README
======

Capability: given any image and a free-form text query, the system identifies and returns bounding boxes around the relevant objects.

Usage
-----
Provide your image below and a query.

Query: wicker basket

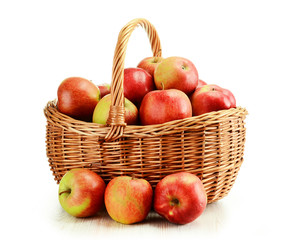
[44,18,248,203]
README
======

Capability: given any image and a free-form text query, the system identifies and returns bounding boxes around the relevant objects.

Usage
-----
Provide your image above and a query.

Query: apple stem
[131,174,137,180]
[161,82,165,90]
[59,190,71,196]
[170,198,180,206]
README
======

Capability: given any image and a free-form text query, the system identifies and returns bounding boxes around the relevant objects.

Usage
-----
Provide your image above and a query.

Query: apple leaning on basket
[57,56,236,125]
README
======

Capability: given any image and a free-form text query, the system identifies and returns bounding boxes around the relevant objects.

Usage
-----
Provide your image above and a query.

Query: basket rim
[44,99,248,138]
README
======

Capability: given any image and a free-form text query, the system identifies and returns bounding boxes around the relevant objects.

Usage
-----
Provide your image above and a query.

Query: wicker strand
[105,18,162,140]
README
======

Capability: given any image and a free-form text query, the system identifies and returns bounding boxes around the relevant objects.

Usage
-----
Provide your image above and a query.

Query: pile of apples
[59,168,207,225]
[56,56,237,224]
[56,56,236,124]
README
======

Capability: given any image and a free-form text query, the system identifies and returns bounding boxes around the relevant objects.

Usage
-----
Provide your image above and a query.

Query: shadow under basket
[44,18,248,204]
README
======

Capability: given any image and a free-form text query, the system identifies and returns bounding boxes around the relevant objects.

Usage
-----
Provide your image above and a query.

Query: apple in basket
[124,68,155,107]
[154,56,199,95]
[191,84,236,116]
[197,79,207,87]
[57,77,100,121]
[154,172,207,225]
[98,83,111,98]
[139,89,192,125]
[58,168,106,218]
[104,176,153,224]
[137,56,163,78]
[92,94,138,125]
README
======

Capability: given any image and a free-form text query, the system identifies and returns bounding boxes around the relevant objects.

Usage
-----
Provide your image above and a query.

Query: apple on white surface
[154,57,199,95]
[104,176,153,224]
[154,172,207,225]
[58,168,106,218]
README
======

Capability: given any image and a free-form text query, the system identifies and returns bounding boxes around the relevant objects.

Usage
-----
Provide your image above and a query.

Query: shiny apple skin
[92,94,138,125]
[191,84,236,116]
[104,176,153,224]
[98,83,111,98]
[57,77,100,121]
[139,89,192,125]
[58,168,106,218]
[197,79,207,87]
[154,57,199,95]
[137,56,163,78]
[153,172,207,225]
[124,68,155,107]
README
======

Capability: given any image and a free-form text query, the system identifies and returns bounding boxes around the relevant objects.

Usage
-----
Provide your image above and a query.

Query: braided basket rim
[44,100,248,138]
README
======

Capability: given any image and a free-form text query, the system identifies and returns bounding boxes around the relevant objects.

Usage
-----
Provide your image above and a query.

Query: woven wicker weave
[44,18,248,203]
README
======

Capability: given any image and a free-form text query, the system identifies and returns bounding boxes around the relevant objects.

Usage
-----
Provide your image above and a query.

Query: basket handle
[105,18,162,140]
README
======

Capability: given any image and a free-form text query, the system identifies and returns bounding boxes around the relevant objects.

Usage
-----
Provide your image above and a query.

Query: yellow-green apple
[58,168,106,218]
[154,172,207,225]
[124,68,155,107]
[98,83,110,98]
[139,89,192,125]
[154,57,199,95]
[104,176,153,224]
[57,77,100,122]
[137,56,163,78]
[92,94,138,125]
[191,84,236,116]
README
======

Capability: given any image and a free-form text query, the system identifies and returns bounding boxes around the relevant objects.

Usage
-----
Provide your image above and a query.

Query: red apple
[92,94,138,125]
[104,176,153,224]
[154,57,199,95]
[57,77,100,121]
[98,83,110,98]
[139,89,192,125]
[154,172,207,225]
[197,79,207,87]
[137,56,163,77]
[189,79,208,99]
[124,68,155,107]
[58,168,106,218]
[191,84,236,116]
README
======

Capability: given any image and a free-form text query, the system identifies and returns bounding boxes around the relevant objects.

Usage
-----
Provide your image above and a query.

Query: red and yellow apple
[139,89,192,125]
[104,176,153,224]
[124,68,155,107]
[191,84,236,116]
[154,57,199,95]
[58,168,106,218]
[57,77,100,121]
[137,56,163,77]
[154,172,207,225]
[98,83,111,98]
[92,94,138,125]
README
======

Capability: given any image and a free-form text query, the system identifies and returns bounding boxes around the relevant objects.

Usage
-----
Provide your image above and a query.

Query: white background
[1,0,296,239]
